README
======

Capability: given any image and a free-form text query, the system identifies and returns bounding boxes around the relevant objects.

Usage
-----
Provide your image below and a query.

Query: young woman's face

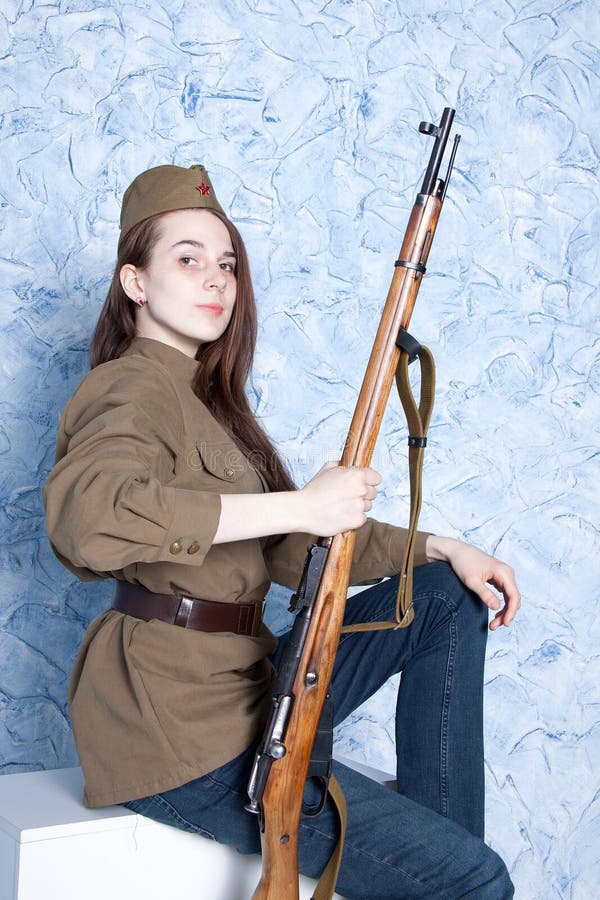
[121,209,237,357]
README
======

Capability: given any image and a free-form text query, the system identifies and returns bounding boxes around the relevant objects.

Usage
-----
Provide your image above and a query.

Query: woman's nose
[205,265,226,289]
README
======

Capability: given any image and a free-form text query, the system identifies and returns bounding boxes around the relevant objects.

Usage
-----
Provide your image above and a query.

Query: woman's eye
[220,261,236,273]
[180,256,195,266]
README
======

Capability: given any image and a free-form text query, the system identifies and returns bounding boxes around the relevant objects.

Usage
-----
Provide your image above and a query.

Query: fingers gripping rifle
[247,108,461,900]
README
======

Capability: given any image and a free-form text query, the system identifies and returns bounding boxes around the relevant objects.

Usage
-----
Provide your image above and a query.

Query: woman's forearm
[214,462,382,544]
[214,491,304,543]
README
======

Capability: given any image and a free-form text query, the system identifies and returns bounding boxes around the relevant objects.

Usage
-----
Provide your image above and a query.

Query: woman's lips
[197,304,224,315]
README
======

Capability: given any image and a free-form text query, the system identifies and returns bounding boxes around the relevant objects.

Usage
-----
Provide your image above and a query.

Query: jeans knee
[477,845,514,898]
[420,561,489,635]
[462,584,490,639]
[447,566,490,641]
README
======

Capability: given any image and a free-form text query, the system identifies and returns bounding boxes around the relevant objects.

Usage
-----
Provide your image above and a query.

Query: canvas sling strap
[341,331,436,634]
[309,334,436,900]
[310,773,347,900]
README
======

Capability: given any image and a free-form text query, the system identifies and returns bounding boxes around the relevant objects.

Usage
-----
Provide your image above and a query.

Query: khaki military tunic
[43,337,430,807]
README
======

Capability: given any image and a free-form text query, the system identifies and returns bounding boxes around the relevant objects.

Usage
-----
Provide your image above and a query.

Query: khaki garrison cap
[120,164,225,238]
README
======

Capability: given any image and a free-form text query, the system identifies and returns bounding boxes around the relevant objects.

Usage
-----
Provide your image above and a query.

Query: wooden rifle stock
[251,108,460,900]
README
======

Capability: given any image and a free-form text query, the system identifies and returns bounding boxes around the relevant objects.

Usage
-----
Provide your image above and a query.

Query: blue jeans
[124,563,514,899]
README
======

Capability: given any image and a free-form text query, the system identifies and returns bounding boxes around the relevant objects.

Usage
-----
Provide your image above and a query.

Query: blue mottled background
[1,1,598,897]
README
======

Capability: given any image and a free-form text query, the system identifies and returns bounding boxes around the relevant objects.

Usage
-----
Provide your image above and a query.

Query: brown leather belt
[112,580,262,637]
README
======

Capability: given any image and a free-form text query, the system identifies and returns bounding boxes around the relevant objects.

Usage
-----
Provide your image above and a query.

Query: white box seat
[0,765,357,900]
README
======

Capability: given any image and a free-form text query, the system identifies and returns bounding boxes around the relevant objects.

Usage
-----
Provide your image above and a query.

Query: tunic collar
[122,337,199,386]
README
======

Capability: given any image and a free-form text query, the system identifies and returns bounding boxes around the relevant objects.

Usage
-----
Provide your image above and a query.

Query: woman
[43,163,520,898]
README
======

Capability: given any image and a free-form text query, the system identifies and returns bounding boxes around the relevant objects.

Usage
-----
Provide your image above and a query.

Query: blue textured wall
[1,1,598,896]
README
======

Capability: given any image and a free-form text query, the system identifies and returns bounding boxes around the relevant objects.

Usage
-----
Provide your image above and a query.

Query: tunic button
[169,539,184,554]
[224,467,236,479]
[187,542,201,555]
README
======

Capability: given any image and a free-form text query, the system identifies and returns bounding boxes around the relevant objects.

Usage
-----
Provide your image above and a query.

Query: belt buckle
[238,601,263,637]
[251,600,264,637]
[174,596,195,627]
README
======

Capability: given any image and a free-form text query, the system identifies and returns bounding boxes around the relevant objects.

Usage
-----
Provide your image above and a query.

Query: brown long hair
[90,211,295,493]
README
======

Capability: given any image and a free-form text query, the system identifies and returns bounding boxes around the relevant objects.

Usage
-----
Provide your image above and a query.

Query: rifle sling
[308,344,435,900]
[341,345,435,628]
[310,774,347,900]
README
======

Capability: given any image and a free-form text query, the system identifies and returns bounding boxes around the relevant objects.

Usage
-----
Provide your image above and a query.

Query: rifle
[247,107,461,900]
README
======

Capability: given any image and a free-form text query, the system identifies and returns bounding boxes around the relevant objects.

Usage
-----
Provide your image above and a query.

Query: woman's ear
[120,264,144,302]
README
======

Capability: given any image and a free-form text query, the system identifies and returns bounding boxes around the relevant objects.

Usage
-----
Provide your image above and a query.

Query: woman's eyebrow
[171,239,236,258]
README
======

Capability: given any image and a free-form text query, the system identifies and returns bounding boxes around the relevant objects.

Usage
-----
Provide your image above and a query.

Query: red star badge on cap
[196,182,211,196]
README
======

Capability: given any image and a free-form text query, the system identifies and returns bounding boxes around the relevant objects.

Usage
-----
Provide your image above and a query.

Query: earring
[136,297,146,307]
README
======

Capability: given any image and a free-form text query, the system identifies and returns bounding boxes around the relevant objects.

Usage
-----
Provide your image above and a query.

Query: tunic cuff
[160,489,222,566]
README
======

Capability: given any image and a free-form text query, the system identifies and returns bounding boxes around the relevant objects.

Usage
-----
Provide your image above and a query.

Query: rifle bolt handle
[269,740,286,759]
[305,670,319,686]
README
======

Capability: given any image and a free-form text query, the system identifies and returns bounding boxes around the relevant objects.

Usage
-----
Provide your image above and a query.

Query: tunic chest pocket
[195,441,246,485]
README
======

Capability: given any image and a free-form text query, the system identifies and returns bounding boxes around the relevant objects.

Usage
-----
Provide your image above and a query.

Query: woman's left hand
[425,535,521,631]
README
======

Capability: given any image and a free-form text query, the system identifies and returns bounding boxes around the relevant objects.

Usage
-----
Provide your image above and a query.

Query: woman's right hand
[297,461,382,536]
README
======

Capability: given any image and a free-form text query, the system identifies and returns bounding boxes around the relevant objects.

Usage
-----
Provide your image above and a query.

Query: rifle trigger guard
[301,775,329,818]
